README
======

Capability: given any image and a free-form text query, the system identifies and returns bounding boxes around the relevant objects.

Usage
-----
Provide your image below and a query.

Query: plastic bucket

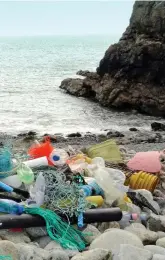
[126,171,159,192]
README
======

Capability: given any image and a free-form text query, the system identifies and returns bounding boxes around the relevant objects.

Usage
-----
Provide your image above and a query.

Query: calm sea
[0,35,163,135]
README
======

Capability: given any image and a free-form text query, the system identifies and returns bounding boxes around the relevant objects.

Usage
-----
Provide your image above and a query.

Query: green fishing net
[0,257,12,260]
[34,168,91,217]
[25,207,86,250]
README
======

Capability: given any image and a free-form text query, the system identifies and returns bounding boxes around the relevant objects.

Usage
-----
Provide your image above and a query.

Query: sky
[0,1,134,36]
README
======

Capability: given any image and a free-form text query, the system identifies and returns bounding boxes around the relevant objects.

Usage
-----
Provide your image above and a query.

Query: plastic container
[0,199,24,215]
[28,138,54,165]
[86,196,104,207]
[17,163,34,184]
[23,156,48,168]
[126,171,159,192]
[49,149,69,166]
[1,175,22,188]
[119,211,149,229]
[29,172,45,206]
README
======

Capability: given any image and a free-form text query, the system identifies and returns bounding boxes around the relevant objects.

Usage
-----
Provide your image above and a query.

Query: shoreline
[4,128,165,154]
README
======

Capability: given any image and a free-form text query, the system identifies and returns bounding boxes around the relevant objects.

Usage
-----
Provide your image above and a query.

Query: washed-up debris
[0,136,164,256]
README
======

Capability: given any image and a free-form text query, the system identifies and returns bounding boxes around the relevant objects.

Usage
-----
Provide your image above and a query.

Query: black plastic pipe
[0,208,122,229]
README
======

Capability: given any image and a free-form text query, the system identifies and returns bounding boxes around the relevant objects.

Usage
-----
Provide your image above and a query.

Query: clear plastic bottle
[29,172,45,206]
[119,211,149,229]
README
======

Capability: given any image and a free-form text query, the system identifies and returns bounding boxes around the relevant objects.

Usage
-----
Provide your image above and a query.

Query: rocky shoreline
[59,1,165,117]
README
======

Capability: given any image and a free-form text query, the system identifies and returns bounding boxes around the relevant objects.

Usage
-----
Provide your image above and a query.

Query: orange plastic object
[125,171,159,193]
[28,137,54,165]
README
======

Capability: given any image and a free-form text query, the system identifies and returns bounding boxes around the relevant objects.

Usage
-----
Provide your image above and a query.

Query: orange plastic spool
[28,137,54,165]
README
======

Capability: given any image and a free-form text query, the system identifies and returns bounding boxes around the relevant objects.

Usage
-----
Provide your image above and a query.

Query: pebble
[147,214,165,232]
[113,244,152,260]
[47,249,69,260]
[97,222,120,233]
[71,248,111,260]
[89,229,143,253]
[156,237,165,248]
[158,231,165,239]
[144,245,165,255]
[82,225,101,244]
[0,240,19,260]
[125,223,158,244]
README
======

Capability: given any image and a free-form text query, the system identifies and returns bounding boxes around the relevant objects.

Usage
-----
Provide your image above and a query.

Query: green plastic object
[0,256,12,260]
[25,207,86,250]
[17,163,34,184]
[86,139,122,163]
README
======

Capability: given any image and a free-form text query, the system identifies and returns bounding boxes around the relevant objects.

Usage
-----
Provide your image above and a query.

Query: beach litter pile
[0,137,165,259]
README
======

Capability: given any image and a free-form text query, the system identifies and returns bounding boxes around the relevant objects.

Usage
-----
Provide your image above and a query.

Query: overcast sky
[0,1,134,36]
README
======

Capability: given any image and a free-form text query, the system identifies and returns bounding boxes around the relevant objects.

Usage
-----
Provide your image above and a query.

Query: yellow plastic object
[125,171,159,192]
[124,195,132,204]
[86,196,104,207]
[86,139,122,163]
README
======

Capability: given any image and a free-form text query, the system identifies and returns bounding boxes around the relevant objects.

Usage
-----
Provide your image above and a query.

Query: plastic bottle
[29,172,45,206]
[0,199,24,215]
[49,149,69,166]
[17,163,34,184]
[119,212,149,229]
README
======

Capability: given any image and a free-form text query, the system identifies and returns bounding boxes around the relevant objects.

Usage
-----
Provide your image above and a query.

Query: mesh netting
[35,168,91,217]
[0,257,12,260]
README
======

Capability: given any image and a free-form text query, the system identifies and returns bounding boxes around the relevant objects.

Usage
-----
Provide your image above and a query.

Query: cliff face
[60,1,165,116]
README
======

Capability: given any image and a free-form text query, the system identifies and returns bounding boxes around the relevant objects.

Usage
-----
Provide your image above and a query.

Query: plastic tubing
[0,208,122,229]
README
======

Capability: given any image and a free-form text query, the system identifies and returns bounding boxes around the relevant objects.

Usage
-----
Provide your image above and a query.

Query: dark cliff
[60,1,165,116]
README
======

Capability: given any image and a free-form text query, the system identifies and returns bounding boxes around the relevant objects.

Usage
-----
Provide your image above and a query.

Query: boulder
[89,228,143,254]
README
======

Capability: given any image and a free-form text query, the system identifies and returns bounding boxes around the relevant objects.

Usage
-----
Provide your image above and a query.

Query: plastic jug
[17,163,34,184]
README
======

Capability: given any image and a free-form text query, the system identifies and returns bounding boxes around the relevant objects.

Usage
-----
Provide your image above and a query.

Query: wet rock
[107,131,124,138]
[82,225,101,244]
[144,245,165,256]
[77,70,91,77]
[125,223,158,244]
[67,132,82,138]
[113,244,152,260]
[156,237,165,248]
[0,241,19,260]
[151,122,165,131]
[129,128,138,132]
[89,229,143,253]
[71,248,111,260]
[26,227,47,239]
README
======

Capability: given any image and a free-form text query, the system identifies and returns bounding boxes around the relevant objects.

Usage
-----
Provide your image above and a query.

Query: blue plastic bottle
[0,199,24,215]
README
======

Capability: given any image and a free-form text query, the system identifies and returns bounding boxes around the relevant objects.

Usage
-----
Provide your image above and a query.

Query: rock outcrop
[60,1,165,116]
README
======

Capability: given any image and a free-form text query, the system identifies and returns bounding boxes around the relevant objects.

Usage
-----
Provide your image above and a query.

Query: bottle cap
[52,155,60,161]
[131,213,138,220]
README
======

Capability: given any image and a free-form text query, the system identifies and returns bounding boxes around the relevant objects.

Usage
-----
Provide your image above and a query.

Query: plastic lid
[131,213,138,221]
[52,155,60,161]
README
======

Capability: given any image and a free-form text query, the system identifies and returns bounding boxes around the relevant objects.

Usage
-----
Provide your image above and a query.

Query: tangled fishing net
[35,168,91,217]
[0,257,12,260]
[25,207,86,250]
